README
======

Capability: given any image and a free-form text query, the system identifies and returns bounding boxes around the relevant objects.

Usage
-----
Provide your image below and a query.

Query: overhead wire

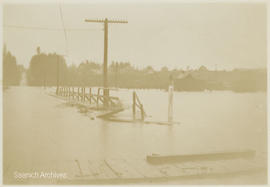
[3,4,103,65]
[2,24,101,31]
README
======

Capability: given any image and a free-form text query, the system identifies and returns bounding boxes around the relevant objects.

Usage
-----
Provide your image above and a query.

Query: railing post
[77,87,80,101]
[89,88,92,104]
[97,88,100,108]
[81,87,83,102]
[140,104,144,121]
[168,85,174,123]
[80,87,83,102]
[83,88,85,102]
[81,88,83,102]
[133,91,136,120]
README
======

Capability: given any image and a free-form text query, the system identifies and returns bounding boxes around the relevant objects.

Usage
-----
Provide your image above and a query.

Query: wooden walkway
[51,87,126,119]
[52,87,180,125]
[56,154,266,184]
[56,87,122,110]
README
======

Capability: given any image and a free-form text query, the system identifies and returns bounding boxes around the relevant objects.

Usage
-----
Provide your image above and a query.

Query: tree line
[3,45,24,86]
[3,47,267,92]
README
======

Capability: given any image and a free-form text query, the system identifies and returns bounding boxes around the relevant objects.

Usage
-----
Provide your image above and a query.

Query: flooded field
[3,86,267,184]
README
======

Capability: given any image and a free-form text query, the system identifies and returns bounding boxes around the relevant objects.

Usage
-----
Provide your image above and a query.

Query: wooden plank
[105,158,143,179]
[74,160,91,178]
[247,158,267,169]
[205,160,235,174]
[58,160,82,181]
[147,149,256,164]
[97,108,125,118]
[154,164,184,177]
[87,160,118,180]
[105,117,180,126]
[56,158,265,184]
[125,159,166,178]
[174,161,205,176]
[144,120,180,125]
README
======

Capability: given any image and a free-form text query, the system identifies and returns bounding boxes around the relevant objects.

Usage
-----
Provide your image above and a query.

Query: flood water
[3,86,267,184]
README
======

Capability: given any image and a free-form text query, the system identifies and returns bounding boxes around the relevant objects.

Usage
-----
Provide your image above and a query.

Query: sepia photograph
[2,0,268,185]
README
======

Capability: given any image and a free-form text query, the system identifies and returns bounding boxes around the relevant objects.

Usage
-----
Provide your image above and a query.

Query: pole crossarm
[85,19,128,24]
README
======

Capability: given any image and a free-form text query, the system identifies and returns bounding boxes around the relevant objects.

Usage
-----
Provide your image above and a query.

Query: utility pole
[56,56,60,95]
[112,61,119,88]
[85,18,128,107]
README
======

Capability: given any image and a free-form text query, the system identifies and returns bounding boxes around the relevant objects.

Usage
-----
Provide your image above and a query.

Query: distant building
[174,74,207,91]
[199,65,208,71]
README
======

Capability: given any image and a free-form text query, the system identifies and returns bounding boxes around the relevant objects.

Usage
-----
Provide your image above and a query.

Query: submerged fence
[56,87,121,109]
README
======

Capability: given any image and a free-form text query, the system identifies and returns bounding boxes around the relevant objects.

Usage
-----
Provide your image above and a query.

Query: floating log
[96,108,125,118]
[105,117,180,125]
[146,149,256,164]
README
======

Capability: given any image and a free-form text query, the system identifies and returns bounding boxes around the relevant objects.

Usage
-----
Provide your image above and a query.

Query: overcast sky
[2,1,267,70]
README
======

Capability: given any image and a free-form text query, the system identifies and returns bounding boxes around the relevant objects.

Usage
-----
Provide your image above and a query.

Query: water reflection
[167,124,175,154]
[98,119,109,159]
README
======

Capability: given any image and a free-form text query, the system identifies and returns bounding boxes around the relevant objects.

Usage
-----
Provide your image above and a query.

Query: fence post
[97,88,100,108]
[72,87,74,100]
[83,88,85,102]
[140,104,144,121]
[81,88,83,102]
[168,85,174,123]
[77,87,80,101]
[89,88,92,104]
[133,91,136,120]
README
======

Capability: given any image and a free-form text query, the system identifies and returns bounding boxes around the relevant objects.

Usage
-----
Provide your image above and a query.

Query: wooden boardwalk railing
[56,87,121,109]
[132,91,146,121]
[55,87,147,122]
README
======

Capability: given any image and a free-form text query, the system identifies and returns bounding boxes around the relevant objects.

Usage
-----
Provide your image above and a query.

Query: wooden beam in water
[96,108,125,118]
[146,150,256,165]
[104,117,179,125]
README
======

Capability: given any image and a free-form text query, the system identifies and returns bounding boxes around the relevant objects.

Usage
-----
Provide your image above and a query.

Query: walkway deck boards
[60,156,266,184]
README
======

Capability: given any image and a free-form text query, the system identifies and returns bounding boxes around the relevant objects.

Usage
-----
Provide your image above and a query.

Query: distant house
[198,65,208,71]
[174,74,207,91]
